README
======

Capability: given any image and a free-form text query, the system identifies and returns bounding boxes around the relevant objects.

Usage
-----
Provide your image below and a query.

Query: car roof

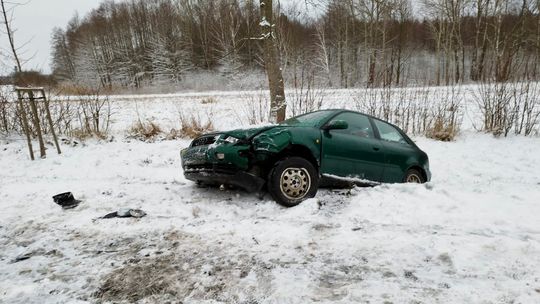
[291,109,409,135]
[317,109,380,122]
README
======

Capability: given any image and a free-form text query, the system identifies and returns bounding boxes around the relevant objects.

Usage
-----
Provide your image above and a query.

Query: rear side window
[328,112,374,138]
[373,120,407,144]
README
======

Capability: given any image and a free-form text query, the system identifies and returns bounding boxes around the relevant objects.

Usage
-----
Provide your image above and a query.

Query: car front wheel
[268,157,319,207]
[403,168,425,183]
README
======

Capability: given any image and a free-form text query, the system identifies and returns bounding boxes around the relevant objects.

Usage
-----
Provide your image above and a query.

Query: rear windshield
[280,110,334,127]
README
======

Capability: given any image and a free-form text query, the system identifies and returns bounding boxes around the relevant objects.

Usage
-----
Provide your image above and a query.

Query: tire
[403,168,425,183]
[267,157,319,207]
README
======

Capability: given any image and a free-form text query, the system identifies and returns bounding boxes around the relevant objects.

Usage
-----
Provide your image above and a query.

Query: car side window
[329,112,374,138]
[373,120,407,144]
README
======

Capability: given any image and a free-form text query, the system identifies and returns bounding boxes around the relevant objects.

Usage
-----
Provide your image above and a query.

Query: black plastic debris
[101,208,147,219]
[52,192,81,209]
[11,252,32,263]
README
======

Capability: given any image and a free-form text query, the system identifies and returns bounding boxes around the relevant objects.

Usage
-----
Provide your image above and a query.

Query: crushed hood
[224,125,280,140]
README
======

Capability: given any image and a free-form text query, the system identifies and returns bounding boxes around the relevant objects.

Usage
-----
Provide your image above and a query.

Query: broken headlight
[222,135,240,144]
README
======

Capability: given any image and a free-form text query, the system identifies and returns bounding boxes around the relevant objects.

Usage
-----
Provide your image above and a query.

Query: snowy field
[1,89,540,303]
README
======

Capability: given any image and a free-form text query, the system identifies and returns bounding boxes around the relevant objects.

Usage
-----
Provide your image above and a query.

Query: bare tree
[470,0,490,81]
[314,21,333,87]
[1,0,35,160]
[1,0,24,71]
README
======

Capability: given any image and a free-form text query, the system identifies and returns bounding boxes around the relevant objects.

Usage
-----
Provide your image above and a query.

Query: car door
[372,119,416,182]
[320,112,385,181]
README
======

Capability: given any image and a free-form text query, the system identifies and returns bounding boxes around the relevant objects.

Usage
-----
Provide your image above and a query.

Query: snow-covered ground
[1,89,540,303]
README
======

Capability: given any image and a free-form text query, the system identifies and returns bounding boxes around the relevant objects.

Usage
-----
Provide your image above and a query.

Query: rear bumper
[183,165,265,193]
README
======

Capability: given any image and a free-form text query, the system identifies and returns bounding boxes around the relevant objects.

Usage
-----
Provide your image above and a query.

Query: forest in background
[50,0,540,91]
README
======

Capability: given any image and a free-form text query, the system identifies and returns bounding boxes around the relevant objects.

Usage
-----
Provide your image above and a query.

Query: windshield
[280,110,335,127]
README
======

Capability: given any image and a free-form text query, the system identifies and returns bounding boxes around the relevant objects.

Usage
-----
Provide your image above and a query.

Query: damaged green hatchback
[181,109,430,207]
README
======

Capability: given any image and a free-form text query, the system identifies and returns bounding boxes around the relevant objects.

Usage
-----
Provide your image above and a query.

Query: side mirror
[324,120,348,130]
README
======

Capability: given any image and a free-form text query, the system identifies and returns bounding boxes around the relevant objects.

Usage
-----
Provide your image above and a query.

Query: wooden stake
[42,89,61,154]
[16,90,35,161]
[27,91,46,158]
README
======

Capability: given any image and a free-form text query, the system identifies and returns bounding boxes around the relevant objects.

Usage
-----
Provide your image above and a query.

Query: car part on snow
[101,208,147,219]
[10,252,32,263]
[52,192,81,209]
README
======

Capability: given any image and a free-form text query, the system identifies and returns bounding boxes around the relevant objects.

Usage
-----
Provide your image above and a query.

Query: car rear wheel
[403,168,425,183]
[268,157,319,207]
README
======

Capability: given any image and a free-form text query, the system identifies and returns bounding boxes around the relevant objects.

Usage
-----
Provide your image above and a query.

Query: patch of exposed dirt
[94,231,273,303]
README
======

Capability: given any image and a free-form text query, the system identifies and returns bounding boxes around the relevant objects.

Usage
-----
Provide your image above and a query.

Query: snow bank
[1,131,540,303]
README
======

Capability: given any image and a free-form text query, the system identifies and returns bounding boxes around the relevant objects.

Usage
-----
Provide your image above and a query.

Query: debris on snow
[52,192,81,209]
[100,208,147,219]
[10,253,32,263]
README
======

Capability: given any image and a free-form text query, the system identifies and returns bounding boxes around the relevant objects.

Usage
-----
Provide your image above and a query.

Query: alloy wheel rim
[280,167,311,200]
[406,174,422,183]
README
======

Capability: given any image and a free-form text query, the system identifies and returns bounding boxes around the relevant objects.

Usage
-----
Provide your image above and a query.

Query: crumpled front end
[180,133,265,192]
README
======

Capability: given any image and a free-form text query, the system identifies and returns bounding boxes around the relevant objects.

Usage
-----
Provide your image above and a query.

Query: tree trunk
[1,0,22,72]
[260,0,286,123]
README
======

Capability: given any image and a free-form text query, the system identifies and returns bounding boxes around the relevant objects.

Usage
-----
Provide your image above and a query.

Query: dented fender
[251,127,322,164]
[252,127,292,153]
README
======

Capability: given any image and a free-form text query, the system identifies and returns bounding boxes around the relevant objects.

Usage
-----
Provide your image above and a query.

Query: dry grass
[70,128,108,141]
[164,128,181,140]
[200,97,218,104]
[179,113,214,138]
[56,83,119,96]
[426,117,457,141]
[127,120,163,141]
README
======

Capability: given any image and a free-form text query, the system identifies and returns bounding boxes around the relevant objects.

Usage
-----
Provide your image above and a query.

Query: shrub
[236,91,269,125]
[127,120,162,141]
[179,113,214,138]
[354,85,463,141]
[426,116,457,141]
[200,97,217,104]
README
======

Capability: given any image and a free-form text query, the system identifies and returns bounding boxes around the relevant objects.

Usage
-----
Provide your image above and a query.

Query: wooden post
[42,89,61,154]
[27,90,46,158]
[16,90,35,160]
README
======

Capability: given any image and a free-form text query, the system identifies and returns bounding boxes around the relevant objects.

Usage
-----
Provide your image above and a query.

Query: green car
[181,109,430,207]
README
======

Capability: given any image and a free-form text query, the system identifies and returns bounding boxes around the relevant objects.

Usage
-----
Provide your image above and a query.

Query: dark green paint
[181,110,431,186]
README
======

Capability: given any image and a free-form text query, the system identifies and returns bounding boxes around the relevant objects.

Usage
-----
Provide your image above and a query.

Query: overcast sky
[0,0,102,74]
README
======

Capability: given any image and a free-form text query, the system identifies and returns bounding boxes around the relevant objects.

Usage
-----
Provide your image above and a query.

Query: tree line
[50,0,540,90]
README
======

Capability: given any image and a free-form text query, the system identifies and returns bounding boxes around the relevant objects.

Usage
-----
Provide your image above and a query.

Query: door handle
[373,146,380,151]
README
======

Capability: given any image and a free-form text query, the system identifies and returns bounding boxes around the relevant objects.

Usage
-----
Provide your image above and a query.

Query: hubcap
[406,174,422,183]
[280,167,311,200]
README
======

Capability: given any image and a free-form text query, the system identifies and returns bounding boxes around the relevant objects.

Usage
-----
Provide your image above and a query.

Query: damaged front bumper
[181,134,265,193]
[183,164,265,192]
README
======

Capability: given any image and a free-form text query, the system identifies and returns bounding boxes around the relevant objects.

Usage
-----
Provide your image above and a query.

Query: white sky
[0,0,102,74]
